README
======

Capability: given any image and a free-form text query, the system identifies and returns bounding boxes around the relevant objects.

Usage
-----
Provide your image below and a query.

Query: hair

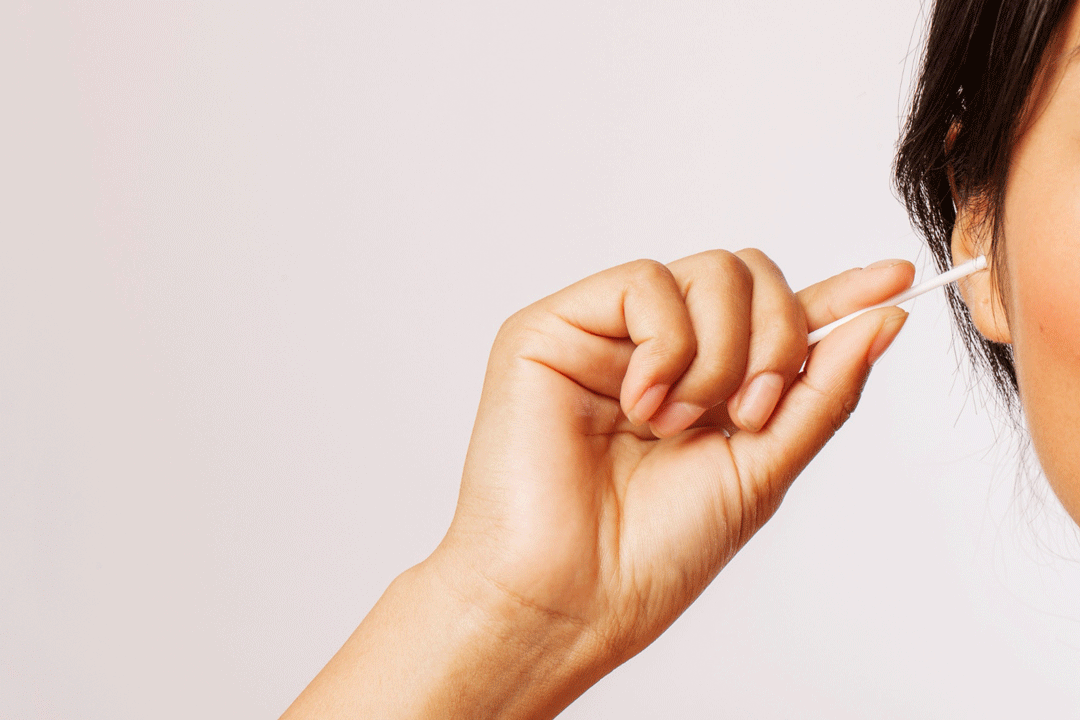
[894,0,1074,419]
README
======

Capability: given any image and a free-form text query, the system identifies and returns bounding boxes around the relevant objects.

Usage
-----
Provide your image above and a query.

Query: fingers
[647,251,753,437]
[498,251,914,446]
[719,256,914,433]
[724,249,809,433]
[727,305,908,533]
[796,260,915,332]
[650,249,810,437]
[515,258,698,426]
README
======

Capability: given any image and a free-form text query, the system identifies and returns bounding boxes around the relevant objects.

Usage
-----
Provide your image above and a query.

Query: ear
[948,181,1013,344]
[944,125,1011,343]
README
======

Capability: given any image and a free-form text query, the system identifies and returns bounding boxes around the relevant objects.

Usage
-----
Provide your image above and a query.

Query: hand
[430,249,913,690]
[281,249,915,720]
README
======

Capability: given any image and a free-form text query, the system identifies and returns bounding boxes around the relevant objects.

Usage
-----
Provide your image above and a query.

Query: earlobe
[949,205,1012,344]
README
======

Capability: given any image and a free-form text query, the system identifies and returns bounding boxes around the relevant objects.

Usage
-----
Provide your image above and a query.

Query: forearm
[280,553,605,720]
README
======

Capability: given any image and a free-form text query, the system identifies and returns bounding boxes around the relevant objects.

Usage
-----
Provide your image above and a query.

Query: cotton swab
[807,255,988,345]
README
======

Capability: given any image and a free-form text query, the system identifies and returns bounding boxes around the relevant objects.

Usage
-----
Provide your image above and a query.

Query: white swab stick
[807,255,987,345]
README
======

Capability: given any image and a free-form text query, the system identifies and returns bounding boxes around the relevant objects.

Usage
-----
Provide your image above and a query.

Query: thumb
[726,306,908,527]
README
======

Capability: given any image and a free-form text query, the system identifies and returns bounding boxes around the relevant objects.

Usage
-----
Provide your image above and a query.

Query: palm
[454,355,753,658]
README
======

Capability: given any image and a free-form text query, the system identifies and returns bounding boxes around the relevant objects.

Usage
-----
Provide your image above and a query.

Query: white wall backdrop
[4,2,1080,717]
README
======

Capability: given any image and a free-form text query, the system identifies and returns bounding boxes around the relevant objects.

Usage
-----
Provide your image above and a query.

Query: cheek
[1004,135,1080,521]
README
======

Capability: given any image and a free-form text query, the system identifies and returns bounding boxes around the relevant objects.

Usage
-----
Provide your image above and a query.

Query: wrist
[405,549,607,719]
[282,549,610,720]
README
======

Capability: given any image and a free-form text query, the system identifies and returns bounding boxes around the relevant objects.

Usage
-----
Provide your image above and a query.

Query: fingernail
[629,383,670,425]
[867,312,908,365]
[649,401,706,437]
[865,259,907,270]
[736,372,785,432]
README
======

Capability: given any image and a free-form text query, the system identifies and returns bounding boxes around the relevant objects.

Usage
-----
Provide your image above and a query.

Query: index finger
[796,260,916,332]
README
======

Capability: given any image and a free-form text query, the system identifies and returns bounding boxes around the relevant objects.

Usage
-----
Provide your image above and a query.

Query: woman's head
[896,0,1080,520]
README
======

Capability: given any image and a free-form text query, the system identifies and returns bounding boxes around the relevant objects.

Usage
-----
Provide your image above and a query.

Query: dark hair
[894,0,1074,416]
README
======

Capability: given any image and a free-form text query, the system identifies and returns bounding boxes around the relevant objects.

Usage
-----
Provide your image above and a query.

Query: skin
[952,0,1080,522]
[282,6,1080,715]
[280,250,913,719]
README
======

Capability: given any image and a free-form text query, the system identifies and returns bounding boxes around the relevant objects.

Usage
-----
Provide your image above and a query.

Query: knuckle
[627,258,673,286]
[493,307,546,357]
[648,329,697,364]
[747,316,807,379]
[495,307,528,343]
[736,247,782,276]
[760,304,806,344]
[822,292,844,326]
[788,298,810,336]
[701,249,751,284]
[734,247,770,265]
[802,374,866,436]
[832,388,864,433]
[737,247,793,287]
[774,312,810,362]
[694,348,744,393]
[753,283,808,365]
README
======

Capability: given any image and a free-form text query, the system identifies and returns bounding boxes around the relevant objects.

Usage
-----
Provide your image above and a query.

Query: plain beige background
[4,1,1080,717]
